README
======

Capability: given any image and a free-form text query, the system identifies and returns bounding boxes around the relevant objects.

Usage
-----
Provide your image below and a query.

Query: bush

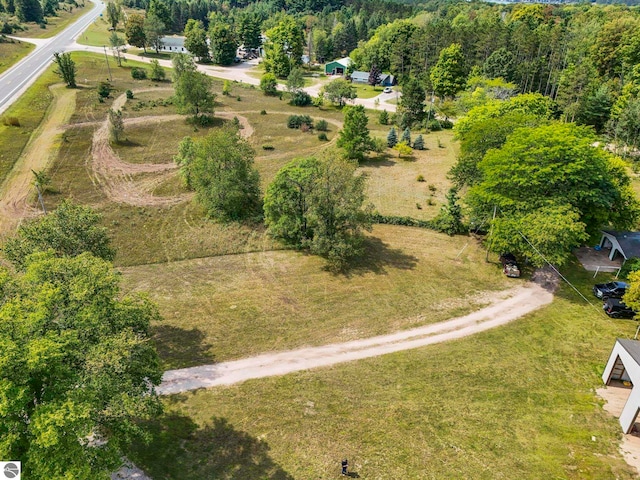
[2,116,20,127]
[379,110,389,125]
[413,135,425,150]
[316,119,328,131]
[417,174,425,182]
[426,119,442,131]
[318,133,328,141]
[312,95,324,107]
[287,115,313,129]
[262,144,275,150]
[441,119,454,129]
[149,59,165,81]
[97,81,112,99]
[621,258,640,278]
[260,73,278,96]
[125,90,134,99]
[131,67,147,80]
[290,90,312,106]
[371,137,386,154]
[260,110,267,115]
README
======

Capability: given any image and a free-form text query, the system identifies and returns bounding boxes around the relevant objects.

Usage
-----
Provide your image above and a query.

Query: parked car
[383,87,392,93]
[499,253,520,278]
[603,298,636,319]
[593,281,629,299]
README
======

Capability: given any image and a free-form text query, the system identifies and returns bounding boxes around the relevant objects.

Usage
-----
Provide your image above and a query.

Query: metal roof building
[602,339,640,433]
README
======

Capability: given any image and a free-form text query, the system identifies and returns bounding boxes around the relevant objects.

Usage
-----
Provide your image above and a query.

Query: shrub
[97,81,112,99]
[316,119,328,131]
[413,135,424,150]
[417,174,425,182]
[149,59,165,81]
[379,109,389,125]
[131,67,147,80]
[260,73,278,96]
[125,90,134,99]
[262,144,275,150]
[290,90,312,106]
[236,96,241,101]
[318,133,328,141]
[441,119,454,129]
[371,137,386,153]
[387,127,397,147]
[260,110,267,115]
[222,80,231,96]
[2,116,20,127]
[287,115,313,129]
[426,119,442,131]
[428,184,437,193]
[312,95,324,107]
[621,258,640,278]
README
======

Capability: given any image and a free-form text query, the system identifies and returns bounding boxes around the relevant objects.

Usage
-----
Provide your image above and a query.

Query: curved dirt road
[159,282,553,394]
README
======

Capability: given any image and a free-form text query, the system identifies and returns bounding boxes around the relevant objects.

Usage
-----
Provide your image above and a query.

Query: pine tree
[387,127,397,147]
[401,127,411,145]
[379,109,389,125]
[413,134,425,150]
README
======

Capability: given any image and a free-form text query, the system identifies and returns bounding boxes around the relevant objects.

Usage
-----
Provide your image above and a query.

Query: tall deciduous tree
[337,105,372,160]
[53,52,76,88]
[209,22,238,66]
[238,12,262,50]
[264,155,372,269]
[109,31,125,67]
[144,13,165,54]
[3,199,115,269]
[106,1,121,30]
[125,13,146,52]
[0,251,162,479]
[398,77,425,125]
[264,16,304,78]
[108,108,124,143]
[430,43,467,99]
[321,78,356,107]
[184,19,210,63]
[180,126,261,221]
[172,54,215,122]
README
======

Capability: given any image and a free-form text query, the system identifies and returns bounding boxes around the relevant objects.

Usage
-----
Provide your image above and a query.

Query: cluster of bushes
[378,109,452,132]
[287,115,314,129]
[131,68,147,80]
[129,98,174,111]
[371,212,466,236]
[290,91,312,106]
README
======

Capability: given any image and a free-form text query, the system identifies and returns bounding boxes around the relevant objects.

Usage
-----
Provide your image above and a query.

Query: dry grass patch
[0,40,34,75]
[121,224,509,368]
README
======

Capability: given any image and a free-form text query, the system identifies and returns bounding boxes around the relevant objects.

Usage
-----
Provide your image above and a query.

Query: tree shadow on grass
[339,236,418,277]
[128,414,294,480]
[360,153,395,168]
[153,325,217,369]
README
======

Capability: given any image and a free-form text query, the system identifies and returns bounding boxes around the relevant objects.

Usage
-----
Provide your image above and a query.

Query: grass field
[0,40,34,75]
[352,83,384,99]
[17,2,90,38]
[126,266,639,479]
[121,225,509,368]
[76,15,116,47]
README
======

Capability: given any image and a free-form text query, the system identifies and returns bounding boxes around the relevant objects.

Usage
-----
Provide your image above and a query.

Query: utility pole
[103,45,112,82]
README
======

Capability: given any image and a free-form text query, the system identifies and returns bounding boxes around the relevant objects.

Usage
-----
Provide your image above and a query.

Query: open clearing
[0,40,35,75]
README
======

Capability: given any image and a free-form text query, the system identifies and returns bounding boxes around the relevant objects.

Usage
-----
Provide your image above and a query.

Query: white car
[383,87,392,93]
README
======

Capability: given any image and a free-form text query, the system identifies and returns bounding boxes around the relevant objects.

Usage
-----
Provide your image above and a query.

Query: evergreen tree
[413,134,424,150]
[399,77,425,125]
[401,127,411,145]
[15,0,42,23]
[387,127,397,147]
[379,109,389,125]
[337,105,373,161]
[209,22,238,66]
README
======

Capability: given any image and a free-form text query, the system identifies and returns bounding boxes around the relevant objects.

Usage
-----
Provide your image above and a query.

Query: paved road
[0,0,104,115]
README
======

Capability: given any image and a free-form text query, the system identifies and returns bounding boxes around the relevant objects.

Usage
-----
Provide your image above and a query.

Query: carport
[602,339,640,433]
[600,230,640,263]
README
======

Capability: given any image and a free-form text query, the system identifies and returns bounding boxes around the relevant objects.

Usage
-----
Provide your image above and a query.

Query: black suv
[593,281,629,299]
[603,298,636,319]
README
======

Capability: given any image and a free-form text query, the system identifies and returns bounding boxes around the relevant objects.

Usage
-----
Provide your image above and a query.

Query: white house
[600,230,640,263]
[159,36,189,54]
[602,338,640,433]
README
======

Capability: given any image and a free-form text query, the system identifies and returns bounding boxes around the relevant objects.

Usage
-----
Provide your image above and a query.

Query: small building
[379,73,395,86]
[349,70,396,86]
[600,230,640,263]
[351,71,369,83]
[325,57,351,75]
[159,36,188,54]
[602,339,640,433]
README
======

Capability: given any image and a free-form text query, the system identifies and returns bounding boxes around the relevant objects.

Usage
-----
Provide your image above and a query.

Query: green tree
[125,13,146,52]
[610,98,640,151]
[181,126,261,221]
[53,52,77,88]
[184,19,210,63]
[109,31,125,67]
[0,251,162,479]
[387,127,397,147]
[149,58,165,81]
[264,16,304,78]
[468,123,639,261]
[623,270,640,314]
[430,43,467,99]
[337,105,372,161]
[31,169,49,213]
[174,136,196,188]
[264,155,372,269]
[393,141,412,158]
[108,108,124,143]
[15,0,42,23]
[172,54,215,122]
[209,22,237,66]
[3,200,115,269]
[238,12,262,50]
[106,1,121,30]
[483,47,516,81]
[260,73,278,96]
[321,78,356,107]
[144,13,165,54]
[432,187,466,235]
[146,0,171,31]
[379,109,389,125]
[222,80,232,96]
[286,67,304,93]
[398,77,425,125]
[401,127,411,145]
[413,134,424,150]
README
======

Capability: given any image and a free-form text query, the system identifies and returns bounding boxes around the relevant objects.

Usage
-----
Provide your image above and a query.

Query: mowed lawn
[126,267,638,479]
[121,225,510,367]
